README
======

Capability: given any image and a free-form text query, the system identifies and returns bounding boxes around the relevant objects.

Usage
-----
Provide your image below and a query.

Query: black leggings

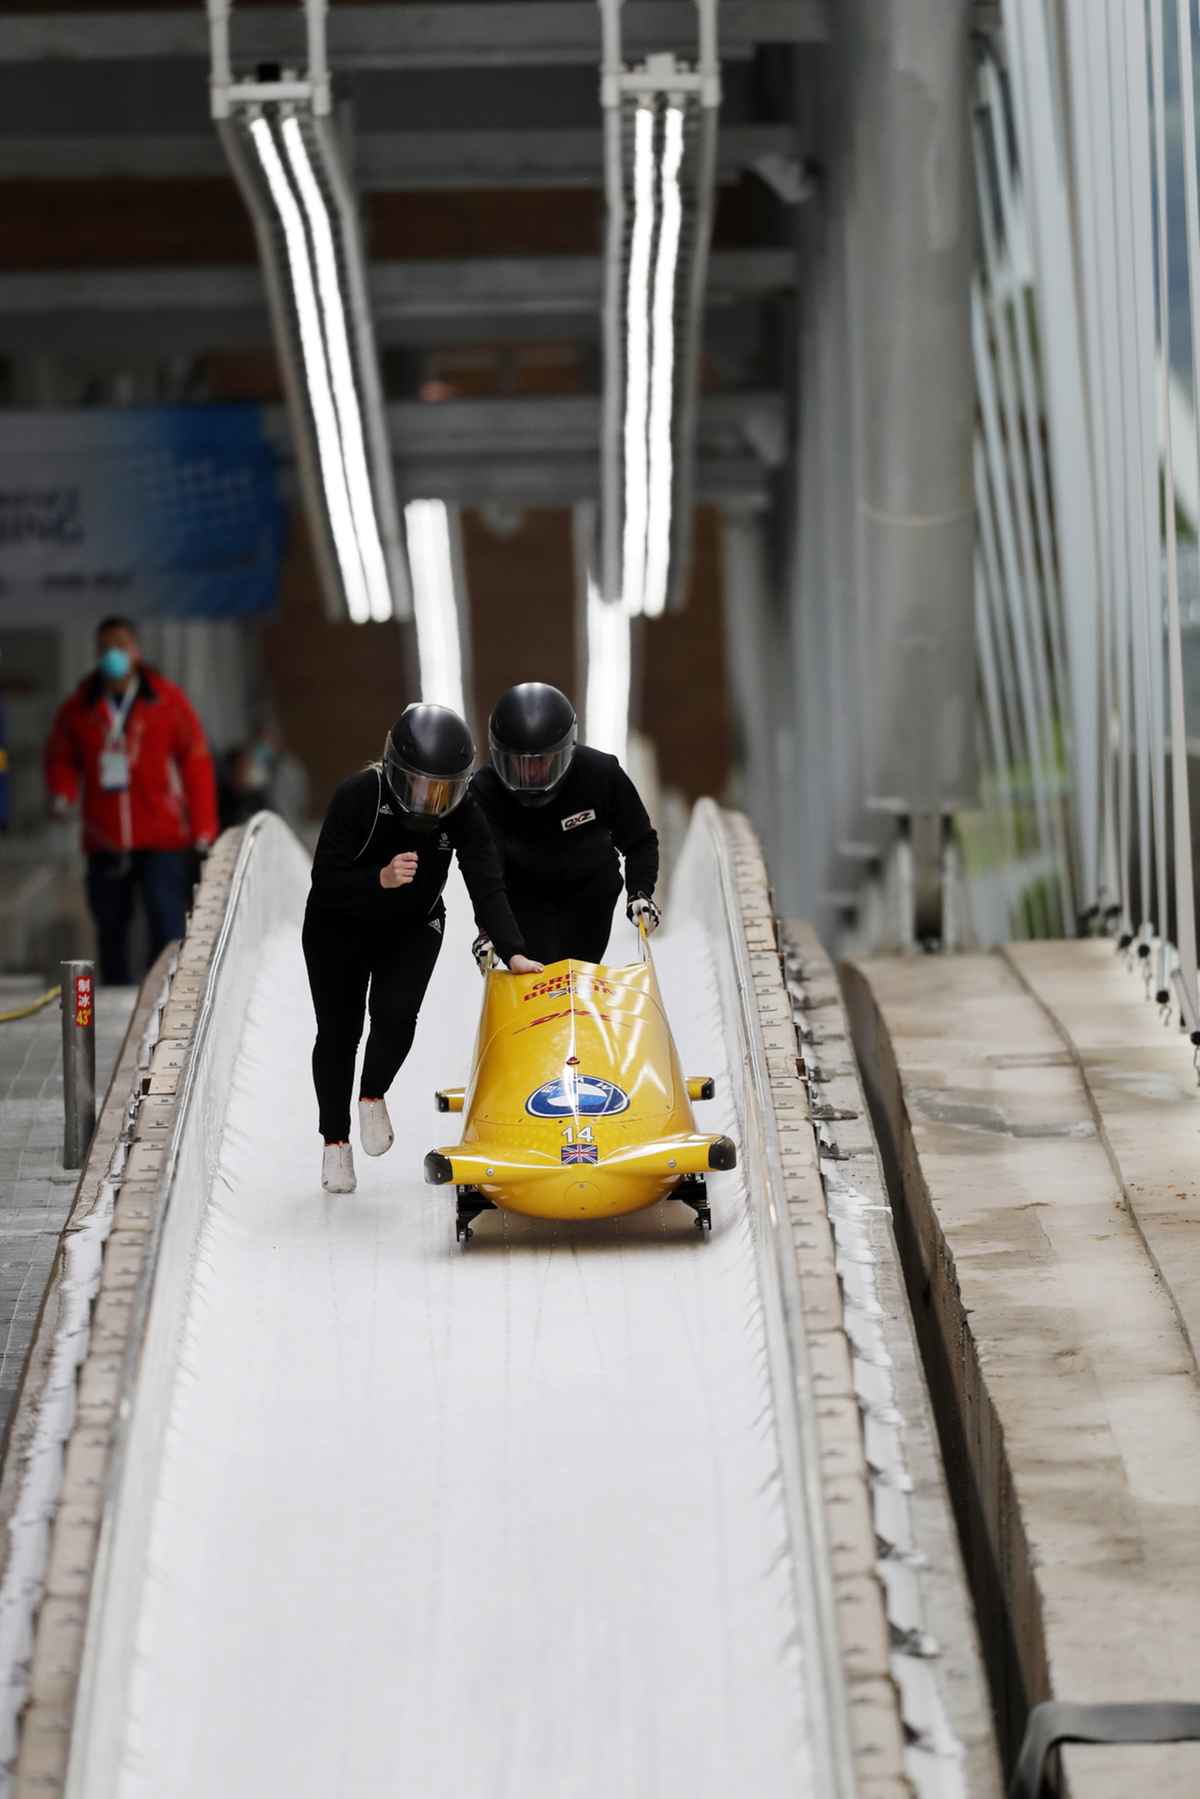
[506,882,618,965]
[302,904,445,1143]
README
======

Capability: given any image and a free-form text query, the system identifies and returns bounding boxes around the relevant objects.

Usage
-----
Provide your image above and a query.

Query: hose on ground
[0,984,62,1023]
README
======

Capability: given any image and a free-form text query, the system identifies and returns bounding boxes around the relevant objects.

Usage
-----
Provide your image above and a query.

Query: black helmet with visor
[489,683,577,808]
[383,703,474,833]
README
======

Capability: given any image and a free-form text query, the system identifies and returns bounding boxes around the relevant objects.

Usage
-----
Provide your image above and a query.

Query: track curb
[719,810,912,1798]
[9,830,244,1797]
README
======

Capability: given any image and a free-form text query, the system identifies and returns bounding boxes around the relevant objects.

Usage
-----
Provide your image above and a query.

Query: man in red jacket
[44,616,219,984]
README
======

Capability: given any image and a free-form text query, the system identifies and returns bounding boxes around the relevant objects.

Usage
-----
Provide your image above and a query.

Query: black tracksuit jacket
[470,747,659,902]
[306,767,526,960]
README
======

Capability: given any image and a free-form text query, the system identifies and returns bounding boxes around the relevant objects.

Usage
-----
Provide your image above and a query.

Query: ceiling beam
[0,2,827,68]
[261,391,786,503]
[388,457,770,504]
[383,391,786,458]
[0,250,795,353]
[0,123,797,189]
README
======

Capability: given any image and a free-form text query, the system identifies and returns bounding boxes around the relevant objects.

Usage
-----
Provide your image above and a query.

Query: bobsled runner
[424,923,737,1242]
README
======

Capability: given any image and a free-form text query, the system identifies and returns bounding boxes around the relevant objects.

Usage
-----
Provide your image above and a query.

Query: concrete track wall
[844,949,1200,1797]
[65,816,310,1797]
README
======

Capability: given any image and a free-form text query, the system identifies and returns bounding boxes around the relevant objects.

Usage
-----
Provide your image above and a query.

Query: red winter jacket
[44,665,219,855]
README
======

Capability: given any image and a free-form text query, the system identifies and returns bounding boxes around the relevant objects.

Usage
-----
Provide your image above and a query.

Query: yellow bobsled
[424,926,736,1242]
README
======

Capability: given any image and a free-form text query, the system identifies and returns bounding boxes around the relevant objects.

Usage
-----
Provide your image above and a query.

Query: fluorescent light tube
[281,116,393,623]
[621,103,656,617]
[586,573,631,765]
[643,103,685,619]
[405,499,466,716]
[249,115,371,624]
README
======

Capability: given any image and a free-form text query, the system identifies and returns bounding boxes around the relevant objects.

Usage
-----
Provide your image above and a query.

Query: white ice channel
[67,815,828,1799]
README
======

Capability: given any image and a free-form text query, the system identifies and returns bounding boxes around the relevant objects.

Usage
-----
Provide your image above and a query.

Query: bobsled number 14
[425,930,735,1243]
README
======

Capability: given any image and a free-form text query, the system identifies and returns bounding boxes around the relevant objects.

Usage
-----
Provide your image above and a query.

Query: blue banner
[0,406,286,622]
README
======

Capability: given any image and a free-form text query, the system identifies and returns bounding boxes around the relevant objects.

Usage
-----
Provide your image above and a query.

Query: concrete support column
[848,0,976,917]
[720,502,783,848]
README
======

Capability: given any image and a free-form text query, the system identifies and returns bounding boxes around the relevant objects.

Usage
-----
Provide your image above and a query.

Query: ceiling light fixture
[248,115,371,624]
[643,102,686,619]
[598,0,719,620]
[208,0,409,626]
[405,499,466,717]
[585,573,631,765]
[280,116,392,623]
[621,102,656,619]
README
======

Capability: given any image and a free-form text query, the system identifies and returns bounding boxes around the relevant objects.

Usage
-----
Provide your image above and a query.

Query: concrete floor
[844,944,1200,1799]
[0,977,135,1448]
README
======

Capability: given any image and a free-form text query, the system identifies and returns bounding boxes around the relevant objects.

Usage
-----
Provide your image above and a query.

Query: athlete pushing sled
[303,704,542,1194]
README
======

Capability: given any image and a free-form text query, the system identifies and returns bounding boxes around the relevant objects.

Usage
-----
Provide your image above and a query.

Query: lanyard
[105,686,136,747]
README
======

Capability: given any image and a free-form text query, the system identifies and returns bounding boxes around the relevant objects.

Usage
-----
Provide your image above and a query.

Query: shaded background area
[0,0,787,981]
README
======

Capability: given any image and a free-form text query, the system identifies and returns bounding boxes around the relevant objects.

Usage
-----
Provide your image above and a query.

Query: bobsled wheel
[456,1185,496,1247]
[679,1174,712,1234]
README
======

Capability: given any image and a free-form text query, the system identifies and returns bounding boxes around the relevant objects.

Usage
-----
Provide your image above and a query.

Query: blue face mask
[99,647,132,683]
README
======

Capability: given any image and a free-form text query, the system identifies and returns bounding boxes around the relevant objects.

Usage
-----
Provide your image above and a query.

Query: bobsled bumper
[423,1134,736,1221]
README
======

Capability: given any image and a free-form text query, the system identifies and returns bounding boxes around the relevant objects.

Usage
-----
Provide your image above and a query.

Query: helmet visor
[489,724,577,797]
[384,733,470,820]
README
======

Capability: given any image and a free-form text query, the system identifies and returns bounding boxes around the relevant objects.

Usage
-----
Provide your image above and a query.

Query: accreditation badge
[99,749,130,792]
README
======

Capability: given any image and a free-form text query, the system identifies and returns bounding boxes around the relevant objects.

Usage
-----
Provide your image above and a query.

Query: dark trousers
[302,903,445,1143]
[506,881,618,966]
[86,850,185,986]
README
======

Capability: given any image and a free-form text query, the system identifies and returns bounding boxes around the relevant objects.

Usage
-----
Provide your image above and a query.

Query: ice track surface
[119,874,815,1799]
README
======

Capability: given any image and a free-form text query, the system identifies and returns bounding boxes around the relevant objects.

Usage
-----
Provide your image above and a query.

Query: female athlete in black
[470,683,660,965]
[304,703,541,1193]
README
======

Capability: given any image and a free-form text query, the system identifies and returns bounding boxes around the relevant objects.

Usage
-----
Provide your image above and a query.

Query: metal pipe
[1003,0,1103,916]
[1173,0,1200,1015]
[61,960,96,1171]
[304,0,330,116]
[1059,9,1121,916]
[974,283,1053,859]
[1124,0,1169,961]
[1085,8,1134,928]
[1107,0,1154,933]
[598,0,625,605]
[973,109,1073,926]
[1151,0,1195,1010]
[208,0,232,118]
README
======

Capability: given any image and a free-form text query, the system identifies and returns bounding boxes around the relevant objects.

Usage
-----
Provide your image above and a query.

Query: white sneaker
[358,1096,394,1157]
[322,1142,356,1193]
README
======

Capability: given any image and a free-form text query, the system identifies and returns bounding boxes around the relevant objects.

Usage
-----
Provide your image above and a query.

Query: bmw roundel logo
[526,1075,630,1118]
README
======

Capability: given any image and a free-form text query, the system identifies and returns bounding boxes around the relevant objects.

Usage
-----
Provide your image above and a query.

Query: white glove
[471,930,494,973]
[627,893,661,935]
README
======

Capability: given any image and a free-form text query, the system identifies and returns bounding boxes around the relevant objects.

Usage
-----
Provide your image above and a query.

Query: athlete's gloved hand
[472,931,543,975]
[627,893,661,935]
